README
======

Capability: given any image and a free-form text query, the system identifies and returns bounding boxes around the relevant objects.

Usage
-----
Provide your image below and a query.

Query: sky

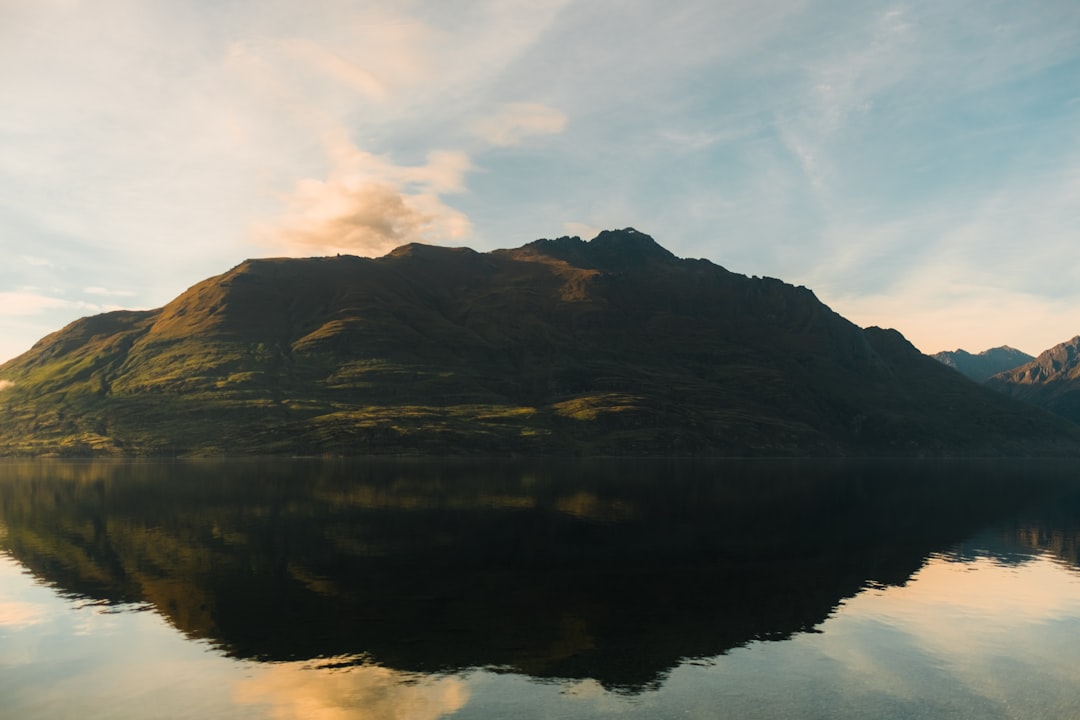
[2,0,1079,363]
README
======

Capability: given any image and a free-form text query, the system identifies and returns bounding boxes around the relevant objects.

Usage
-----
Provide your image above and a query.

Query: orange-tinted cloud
[260,136,472,257]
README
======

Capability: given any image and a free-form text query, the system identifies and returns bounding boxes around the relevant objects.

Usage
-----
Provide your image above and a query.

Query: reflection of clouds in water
[648,552,1080,720]
[234,658,469,720]
[561,678,605,699]
[842,555,1080,638]
[0,555,46,629]
[819,554,1080,714]
[0,600,46,629]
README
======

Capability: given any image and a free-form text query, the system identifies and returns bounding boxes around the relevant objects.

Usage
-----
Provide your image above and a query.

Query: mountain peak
[517,227,678,271]
[1016,335,1080,381]
[932,345,1034,383]
[986,334,1080,421]
[386,243,480,260]
[590,226,669,250]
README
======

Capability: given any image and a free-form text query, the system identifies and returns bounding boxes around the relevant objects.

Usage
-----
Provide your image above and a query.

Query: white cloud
[0,292,72,317]
[0,291,107,322]
[83,287,136,297]
[260,134,473,257]
[20,256,53,268]
[563,222,601,240]
[474,102,567,146]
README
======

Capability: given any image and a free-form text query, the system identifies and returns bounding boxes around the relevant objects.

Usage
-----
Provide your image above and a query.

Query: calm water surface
[1,458,1079,719]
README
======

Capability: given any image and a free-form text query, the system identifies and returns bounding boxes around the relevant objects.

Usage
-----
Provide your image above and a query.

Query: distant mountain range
[932,346,1034,382]
[2,228,1079,456]
[932,337,1080,427]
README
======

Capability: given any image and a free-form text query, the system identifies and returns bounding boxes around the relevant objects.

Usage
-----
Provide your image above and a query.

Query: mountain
[986,336,1080,424]
[932,346,1034,382]
[2,228,1079,457]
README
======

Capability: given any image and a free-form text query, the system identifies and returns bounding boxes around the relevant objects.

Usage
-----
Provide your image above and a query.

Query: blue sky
[2,0,1078,362]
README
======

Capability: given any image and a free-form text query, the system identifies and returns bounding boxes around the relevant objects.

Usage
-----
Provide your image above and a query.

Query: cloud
[0,292,74,316]
[563,222,601,240]
[260,135,473,257]
[83,287,136,297]
[823,276,1077,356]
[803,145,1080,356]
[772,7,917,193]
[279,38,390,102]
[20,256,53,268]
[473,102,567,146]
[233,659,469,720]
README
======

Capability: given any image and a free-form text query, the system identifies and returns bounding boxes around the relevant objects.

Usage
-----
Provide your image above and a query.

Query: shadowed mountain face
[1,229,1078,456]
[986,336,1080,424]
[932,346,1034,382]
[1,459,1076,691]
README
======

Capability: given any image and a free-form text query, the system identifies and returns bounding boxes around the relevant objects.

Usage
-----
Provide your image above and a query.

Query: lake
[1,458,1079,719]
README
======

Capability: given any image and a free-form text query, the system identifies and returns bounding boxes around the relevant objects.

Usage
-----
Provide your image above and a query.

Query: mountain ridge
[986,336,1080,423]
[932,345,1035,382]
[2,229,1078,457]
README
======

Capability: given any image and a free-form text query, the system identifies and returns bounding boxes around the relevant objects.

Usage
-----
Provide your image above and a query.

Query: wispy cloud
[0,292,76,317]
[473,102,567,146]
[20,256,53,268]
[772,7,917,194]
[0,292,113,342]
[83,287,136,298]
[279,39,391,102]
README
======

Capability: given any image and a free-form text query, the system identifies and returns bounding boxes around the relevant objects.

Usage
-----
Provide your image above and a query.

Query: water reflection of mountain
[949,483,1080,568]
[0,459,1075,691]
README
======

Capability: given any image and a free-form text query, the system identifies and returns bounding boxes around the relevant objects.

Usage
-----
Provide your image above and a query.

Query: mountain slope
[986,336,1080,423]
[932,346,1034,382]
[2,229,1078,457]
